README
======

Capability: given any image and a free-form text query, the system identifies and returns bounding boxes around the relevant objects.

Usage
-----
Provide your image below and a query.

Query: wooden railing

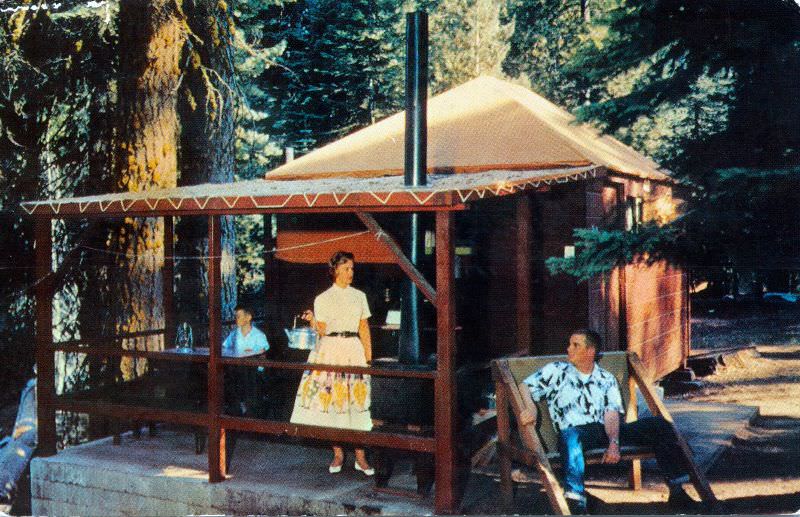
[49,330,438,456]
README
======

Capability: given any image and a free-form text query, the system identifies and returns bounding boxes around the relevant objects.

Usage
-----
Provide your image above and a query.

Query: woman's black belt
[326,331,359,338]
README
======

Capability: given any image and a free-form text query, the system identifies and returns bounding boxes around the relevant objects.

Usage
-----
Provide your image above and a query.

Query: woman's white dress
[289,284,372,431]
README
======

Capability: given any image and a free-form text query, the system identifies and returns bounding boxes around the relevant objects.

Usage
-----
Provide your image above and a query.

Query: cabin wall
[604,175,688,379]
[480,198,528,358]
[586,179,624,352]
[531,183,590,355]
[267,178,689,379]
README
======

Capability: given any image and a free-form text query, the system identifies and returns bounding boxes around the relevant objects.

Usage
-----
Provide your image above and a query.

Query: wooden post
[34,218,57,456]
[628,352,719,508]
[163,216,175,348]
[615,182,628,353]
[516,195,532,353]
[683,270,691,369]
[434,210,459,514]
[495,381,514,510]
[263,214,275,329]
[626,376,642,490]
[207,215,226,481]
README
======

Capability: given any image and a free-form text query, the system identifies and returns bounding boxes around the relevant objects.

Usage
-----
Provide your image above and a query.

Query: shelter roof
[21,165,602,217]
[267,76,671,182]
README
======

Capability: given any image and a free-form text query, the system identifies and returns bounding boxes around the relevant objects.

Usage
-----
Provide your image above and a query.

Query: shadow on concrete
[757,350,800,360]
[715,492,800,515]
[708,415,800,482]
[701,374,800,389]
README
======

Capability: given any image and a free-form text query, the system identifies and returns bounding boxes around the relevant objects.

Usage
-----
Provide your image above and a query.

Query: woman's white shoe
[354,461,374,476]
[329,464,343,474]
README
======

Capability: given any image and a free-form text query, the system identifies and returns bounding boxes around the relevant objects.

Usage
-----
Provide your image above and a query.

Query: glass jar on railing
[175,322,194,353]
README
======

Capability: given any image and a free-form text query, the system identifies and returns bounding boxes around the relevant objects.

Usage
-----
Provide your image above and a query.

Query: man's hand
[518,408,536,426]
[603,409,621,464]
[517,382,538,427]
[602,441,621,464]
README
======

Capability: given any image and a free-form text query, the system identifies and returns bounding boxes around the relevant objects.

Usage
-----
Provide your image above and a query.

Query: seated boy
[223,304,269,415]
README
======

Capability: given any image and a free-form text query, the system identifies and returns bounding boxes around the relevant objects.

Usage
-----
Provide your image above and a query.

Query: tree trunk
[81,50,118,439]
[175,0,237,339]
[580,0,591,23]
[108,0,185,378]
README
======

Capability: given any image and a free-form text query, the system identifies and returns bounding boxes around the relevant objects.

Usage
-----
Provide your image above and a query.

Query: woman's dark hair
[328,251,355,280]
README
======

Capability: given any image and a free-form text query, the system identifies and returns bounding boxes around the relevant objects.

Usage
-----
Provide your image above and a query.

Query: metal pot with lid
[284,316,318,350]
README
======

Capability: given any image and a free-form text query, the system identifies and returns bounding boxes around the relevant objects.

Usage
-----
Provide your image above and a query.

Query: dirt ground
[604,308,800,514]
[594,307,800,514]
[479,307,800,515]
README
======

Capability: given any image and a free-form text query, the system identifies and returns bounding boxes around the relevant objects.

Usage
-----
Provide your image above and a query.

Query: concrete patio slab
[30,399,757,515]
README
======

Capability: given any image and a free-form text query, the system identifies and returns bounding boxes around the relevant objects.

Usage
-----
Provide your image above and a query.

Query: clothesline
[0,229,374,306]
[77,230,372,260]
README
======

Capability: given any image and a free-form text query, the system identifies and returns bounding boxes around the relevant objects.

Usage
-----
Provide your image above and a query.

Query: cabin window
[625,196,643,231]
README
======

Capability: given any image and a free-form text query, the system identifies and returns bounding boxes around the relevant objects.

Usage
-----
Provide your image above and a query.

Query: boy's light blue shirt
[223,325,269,355]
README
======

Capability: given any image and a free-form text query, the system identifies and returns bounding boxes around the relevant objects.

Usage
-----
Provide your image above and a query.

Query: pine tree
[231,0,286,180]
[548,0,800,286]
[176,0,239,334]
[429,0,514,93]
[261,0,403,155]
[105,0,186,379]
[504,0,601,107]
[0,4,116,405]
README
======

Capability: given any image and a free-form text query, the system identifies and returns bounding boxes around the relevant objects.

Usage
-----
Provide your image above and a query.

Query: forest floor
[679,304,800,514]
[476,303,800,515]
[594,304,800,514]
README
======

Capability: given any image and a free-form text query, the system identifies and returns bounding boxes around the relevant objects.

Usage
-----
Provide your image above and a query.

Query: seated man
[518,329,695,514]
[223,304,269,415]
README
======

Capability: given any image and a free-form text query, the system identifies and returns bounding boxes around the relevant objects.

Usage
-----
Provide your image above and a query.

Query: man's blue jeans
[557,417,689,502]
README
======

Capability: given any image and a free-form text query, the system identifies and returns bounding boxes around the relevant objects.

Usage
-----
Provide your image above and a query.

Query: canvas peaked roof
[20,77,668,218]
[267,75,671,182]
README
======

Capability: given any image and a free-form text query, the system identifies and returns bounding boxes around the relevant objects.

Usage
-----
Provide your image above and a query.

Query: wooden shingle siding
[625,261,686,379]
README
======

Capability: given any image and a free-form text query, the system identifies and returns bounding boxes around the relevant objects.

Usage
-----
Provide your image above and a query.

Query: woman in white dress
[290,251,374,475]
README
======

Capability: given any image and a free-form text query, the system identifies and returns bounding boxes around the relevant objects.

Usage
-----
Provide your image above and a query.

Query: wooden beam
[497,440,653,467]
[494,377,515,511]
[34,218,57,457]
[356,212,437,306]
[207,215,226,482]
[50,346,210,363]
[163,217,175,349]
[219,357,437,379]
[434,210,459,514]
[496,361,570,515]
[47,346,437,378]
[54,328,166,346]
[516,195,532,352]
[54,399,208,427]
[220,416,436,453]
[627,376,642,490]
[683,270,691,368]
[628,352,719,508]
[30,199,466,219]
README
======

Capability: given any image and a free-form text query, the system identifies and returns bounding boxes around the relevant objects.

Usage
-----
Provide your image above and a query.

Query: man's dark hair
[572,329,602,351]
[234,304,253,317]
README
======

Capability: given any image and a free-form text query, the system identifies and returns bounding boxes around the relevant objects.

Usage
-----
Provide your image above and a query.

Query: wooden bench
[491,351,718,514]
